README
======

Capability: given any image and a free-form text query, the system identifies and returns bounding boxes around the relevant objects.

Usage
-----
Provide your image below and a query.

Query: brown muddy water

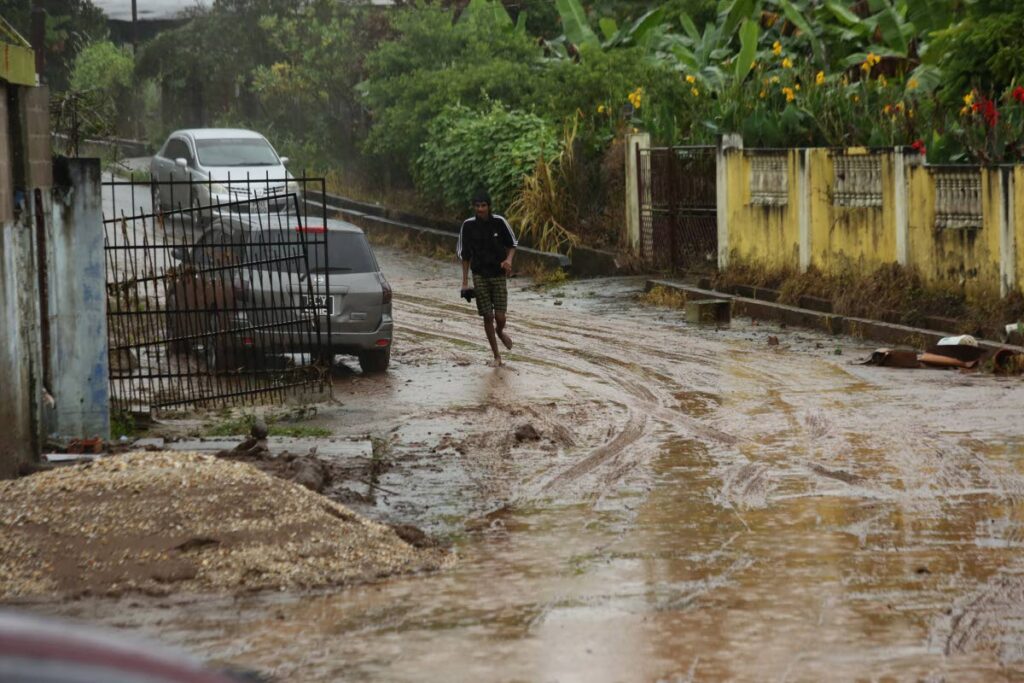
[37,248,1024,681]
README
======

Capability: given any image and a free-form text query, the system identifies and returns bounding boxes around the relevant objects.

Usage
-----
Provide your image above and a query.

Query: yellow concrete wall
[725,145,1021,298]
[906,166,1001,297]
[725,149,800,271]
[1017,166,1024,293]
[809,150,896,273]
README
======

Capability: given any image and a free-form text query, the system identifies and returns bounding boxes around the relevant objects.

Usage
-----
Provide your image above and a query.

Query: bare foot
[489,356,503,368]
[499,331,513,350]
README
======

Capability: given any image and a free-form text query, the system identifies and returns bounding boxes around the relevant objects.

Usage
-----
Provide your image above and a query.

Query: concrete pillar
[716,134,743,269]
[1000,167,1017,298]
[46,158,109,441]
[624,132,650,253]
[798,149,811,272]
[894,146,909,266]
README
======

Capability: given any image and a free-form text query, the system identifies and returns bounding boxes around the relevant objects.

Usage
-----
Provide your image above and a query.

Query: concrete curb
[646,279,1024,354]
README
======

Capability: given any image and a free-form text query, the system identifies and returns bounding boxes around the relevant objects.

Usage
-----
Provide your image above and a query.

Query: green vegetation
[43,0,1024,250]
[109,411,138,440]
[204,409,331,438]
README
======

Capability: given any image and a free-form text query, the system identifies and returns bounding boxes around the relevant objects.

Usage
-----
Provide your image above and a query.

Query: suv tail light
[379,274,392,304]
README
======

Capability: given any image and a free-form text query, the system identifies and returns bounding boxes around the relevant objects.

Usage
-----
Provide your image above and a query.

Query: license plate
[301,294,333,316]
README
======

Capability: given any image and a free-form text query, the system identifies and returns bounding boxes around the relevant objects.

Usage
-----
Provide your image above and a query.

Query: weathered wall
[0,82,43,478]
[722,149,800,270]
[721,143,1020,298]
[45,158,109,441]
[0,214,39,477]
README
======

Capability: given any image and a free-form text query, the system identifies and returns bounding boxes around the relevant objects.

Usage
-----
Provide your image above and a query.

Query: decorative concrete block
[750,155,789,206]
[833,154,883,208]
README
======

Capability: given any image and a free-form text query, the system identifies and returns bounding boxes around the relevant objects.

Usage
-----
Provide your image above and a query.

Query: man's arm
[457,220,471,288]
[501,247,515,275]
[497,215,518,275]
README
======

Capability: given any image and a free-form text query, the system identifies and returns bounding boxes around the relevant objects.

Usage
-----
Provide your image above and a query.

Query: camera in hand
[460,288,475,302]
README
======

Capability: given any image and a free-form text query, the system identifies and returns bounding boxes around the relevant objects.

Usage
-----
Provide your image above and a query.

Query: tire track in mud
[394,293,740,500]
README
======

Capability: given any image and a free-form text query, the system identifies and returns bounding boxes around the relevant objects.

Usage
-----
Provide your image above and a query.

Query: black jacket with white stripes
[456,213,518,277]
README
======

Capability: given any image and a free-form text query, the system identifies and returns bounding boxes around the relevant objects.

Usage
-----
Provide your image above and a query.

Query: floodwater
[44,247,1024,681]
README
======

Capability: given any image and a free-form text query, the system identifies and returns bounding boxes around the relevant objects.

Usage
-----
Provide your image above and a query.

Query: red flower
[911,139,926,155]
[1014,86,1024,104]
[982,98,1000,127]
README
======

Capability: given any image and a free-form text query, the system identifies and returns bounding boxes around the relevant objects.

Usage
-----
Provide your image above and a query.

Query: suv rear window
[247,230,377,274]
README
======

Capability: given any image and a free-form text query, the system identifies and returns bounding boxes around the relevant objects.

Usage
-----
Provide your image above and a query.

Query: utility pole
[131,0,139,53]
[30,0,44,82]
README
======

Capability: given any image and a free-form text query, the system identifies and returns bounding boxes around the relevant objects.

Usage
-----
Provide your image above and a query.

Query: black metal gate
[637,145,717,270]
[103,174,333,412]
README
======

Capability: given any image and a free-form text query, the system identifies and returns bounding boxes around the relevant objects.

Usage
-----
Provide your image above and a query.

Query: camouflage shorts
[472,274,508,317]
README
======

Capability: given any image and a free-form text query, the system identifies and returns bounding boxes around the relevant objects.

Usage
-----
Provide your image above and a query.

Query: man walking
[457,191,518,366]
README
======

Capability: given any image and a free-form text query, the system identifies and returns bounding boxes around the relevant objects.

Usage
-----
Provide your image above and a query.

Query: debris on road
[862,340,1022,372]
[0,452,447,600]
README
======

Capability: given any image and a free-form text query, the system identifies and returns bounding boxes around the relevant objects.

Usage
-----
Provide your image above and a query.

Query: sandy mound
[0,452,447,600]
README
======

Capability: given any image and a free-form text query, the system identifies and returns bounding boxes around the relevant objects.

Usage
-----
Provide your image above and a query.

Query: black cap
[472,189,491,205]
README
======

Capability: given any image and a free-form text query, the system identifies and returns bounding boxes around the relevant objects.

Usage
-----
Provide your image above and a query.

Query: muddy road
[43,247,1024,681]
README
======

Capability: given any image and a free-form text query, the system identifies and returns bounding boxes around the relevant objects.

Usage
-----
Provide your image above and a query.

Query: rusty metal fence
[103,174,333,412]
[637,145,717,271]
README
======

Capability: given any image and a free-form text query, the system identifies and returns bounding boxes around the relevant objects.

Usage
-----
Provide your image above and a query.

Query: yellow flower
[908,78,919,90]
[782,87,796,102]
[759,89,767,99]
[628,87,643,110]
[960,105,970,116]
[795,83,801,91]
[772,41,782,56]
[883,104,894,116]
[815,71,825,86]
[782,57,794,69]
[686,74,696,84]
[963,91,975,106]
[853,94,860,103]
[597,104,606,114]
[770,76,781,85]
[895,102,905,113]
[691,87,700,97]
[878,74,888,87]
[861,52,881,73]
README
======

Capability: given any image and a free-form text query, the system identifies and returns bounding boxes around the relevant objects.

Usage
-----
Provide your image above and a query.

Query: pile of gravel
[0,452,447,600]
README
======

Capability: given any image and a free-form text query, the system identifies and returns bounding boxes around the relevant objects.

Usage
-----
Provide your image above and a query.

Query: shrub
[415,103,559,214]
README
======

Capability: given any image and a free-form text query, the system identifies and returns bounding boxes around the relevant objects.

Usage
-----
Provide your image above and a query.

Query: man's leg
[474,275,502,365]
[483,314,501,364]
[495,312,512,350]
[492,276,512,350]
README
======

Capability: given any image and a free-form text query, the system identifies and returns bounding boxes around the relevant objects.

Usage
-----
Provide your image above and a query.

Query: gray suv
[167,216,393,373]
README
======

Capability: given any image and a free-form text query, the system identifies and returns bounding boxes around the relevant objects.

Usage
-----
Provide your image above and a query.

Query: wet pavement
[37,247,1024,681]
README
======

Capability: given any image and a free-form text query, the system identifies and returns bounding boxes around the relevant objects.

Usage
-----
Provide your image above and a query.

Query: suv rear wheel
[358,347,390,374]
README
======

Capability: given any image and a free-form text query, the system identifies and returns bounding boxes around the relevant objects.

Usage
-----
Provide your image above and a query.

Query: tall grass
[508,122,582,255]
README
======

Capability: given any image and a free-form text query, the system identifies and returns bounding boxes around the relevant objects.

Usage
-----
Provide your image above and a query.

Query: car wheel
[358,346,390,374]
[201,315,239,373]
[152,184,163,212]
[164,295,189,354]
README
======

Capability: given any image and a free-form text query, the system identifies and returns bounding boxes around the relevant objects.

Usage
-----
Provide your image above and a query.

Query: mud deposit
[26,248,1024,681]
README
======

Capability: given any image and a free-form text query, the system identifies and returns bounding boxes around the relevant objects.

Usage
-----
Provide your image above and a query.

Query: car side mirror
[171,246,189,262]
[174,158,188,168]
[279,156,290,166]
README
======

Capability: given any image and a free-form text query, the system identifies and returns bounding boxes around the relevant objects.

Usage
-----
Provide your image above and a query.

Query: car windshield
[247,230,378,274]
[195,138,279,167]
